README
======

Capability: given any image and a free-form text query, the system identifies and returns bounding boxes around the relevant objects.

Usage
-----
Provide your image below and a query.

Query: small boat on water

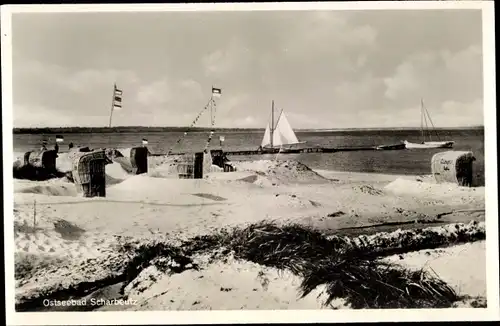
[404,140,454,149]
[259,100,306,153]
[404,99,455,149]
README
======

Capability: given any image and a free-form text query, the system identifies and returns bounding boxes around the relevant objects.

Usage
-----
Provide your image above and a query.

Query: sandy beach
[12,151,486,311]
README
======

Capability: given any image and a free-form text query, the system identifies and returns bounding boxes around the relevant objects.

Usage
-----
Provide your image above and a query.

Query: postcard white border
[2,1,498,325]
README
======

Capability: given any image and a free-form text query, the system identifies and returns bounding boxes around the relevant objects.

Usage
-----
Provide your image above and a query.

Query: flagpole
[109,83,116,128]
[210,85,214,127]
[270,100,275,148]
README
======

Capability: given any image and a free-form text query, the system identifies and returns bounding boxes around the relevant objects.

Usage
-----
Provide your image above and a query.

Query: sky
[11,9,484,129]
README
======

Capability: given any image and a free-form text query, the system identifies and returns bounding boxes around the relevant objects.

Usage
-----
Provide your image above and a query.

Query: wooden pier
[151,145,404,157]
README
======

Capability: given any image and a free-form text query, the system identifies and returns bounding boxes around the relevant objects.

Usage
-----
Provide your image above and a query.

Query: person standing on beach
[54,135,64,153]
[142,138,152,155]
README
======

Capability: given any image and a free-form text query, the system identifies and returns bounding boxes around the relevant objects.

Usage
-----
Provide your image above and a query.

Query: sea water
[13,128,485,184]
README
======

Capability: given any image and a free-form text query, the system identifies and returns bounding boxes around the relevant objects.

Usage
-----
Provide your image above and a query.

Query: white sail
[261,109,302,148]
[273,111,300,146]
[261,123,272,147]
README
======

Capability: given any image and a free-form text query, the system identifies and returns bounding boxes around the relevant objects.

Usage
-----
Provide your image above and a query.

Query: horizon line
[12,125,485,131]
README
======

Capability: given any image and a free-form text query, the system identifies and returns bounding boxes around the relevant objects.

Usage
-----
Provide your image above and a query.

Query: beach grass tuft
[299,259,457,308]
[116,239,199,291]
[182,221,461,308]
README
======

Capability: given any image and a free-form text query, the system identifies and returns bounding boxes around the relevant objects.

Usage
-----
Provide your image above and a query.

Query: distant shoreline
[12,126,484,135]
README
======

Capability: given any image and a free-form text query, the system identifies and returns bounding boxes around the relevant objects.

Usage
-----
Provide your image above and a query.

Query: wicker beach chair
[431,151,476,187]
[71,150,110,197]
[28,149,57,172]
[23,151,32,166]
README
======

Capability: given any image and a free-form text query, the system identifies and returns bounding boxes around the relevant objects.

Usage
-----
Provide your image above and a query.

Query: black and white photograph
[2,1,498,324]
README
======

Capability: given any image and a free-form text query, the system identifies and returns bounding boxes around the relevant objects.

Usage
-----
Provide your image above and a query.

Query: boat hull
[404,140,454,149]
[279,148,302,153]
[261,141,308,153]
[376,143,407,150]
[259,147,280,154]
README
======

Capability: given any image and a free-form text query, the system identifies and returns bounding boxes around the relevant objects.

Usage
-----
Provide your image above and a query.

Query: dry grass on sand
[14,220,486,311]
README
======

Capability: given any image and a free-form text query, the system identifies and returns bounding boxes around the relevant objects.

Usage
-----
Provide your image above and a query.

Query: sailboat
[260,100,306,153]
[403,99,454,149]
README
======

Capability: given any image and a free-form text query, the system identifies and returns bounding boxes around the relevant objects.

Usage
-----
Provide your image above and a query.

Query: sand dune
[385,178,484,204]
[106,160,135,179]
[118,258,340,311]
[383,241,486,297]
[12,157,486,311]
[15,180,77,197]
[232,160,329,185]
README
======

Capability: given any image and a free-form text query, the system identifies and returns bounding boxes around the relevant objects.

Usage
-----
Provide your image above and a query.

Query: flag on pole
[55,135,64,143]
[113,85,123,110]
[212,87,222,98]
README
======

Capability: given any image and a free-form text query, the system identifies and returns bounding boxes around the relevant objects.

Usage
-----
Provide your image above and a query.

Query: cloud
[355,98,484,128]
[333,74,386,112]
[13,104,108,128]
[65,69,139,94]
[384,51,439,101]
[13,60,141,121]
[286,112,324,129]
[383,62,420,101]
[232,116,257,128]
[136,78,172,106]
[179,79,204,98]
[201,37,255,91]
[218,93,250,114]
[211,93,262,127]
[136,78,206,106]
[132,77,211,127]
[282,12,378,72]
[10,10,485,128]
[15,61,139,95]
[438,98,484,127]
[383,44,483,107]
